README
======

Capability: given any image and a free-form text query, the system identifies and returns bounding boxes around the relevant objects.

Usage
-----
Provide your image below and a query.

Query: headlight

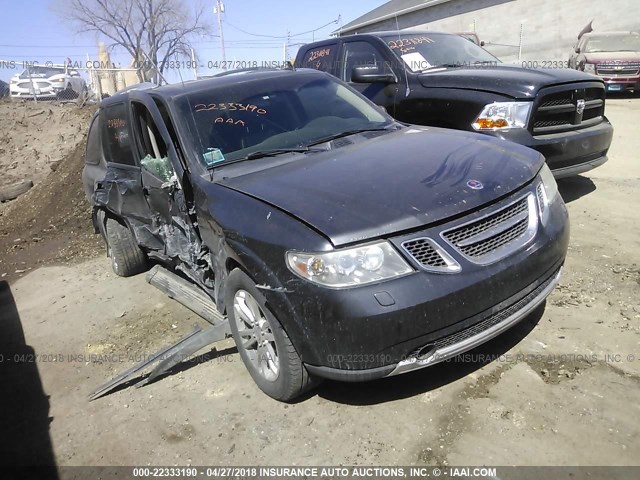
[583,63,596,74]
[53,78,65,82]
[539,163,559,205]
[287,241,413,287]
[472,102,532,130]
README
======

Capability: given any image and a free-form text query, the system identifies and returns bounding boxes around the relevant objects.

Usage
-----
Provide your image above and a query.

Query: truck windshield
[176,73,391,167]
[380,33,499,72]
[585,34,640,53]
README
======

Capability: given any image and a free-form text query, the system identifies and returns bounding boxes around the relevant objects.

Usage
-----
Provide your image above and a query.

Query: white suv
[10,65,87,100]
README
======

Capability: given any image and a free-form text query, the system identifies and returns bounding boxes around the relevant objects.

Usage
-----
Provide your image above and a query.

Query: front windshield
[19,66,65,79]
[585,34,640,53]
[177,73,391,167]
[381,33,498,72]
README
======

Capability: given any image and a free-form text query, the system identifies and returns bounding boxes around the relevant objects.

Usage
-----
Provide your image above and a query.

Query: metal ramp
[89,266,231,400]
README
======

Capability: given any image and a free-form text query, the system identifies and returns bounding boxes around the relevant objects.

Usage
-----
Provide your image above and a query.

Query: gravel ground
[0,97,639,471]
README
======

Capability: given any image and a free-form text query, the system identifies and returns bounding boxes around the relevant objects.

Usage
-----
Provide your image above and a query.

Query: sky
[0,0,387,83]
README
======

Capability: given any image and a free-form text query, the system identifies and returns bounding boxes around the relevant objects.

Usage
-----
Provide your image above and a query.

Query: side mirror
[480,40,485,47]
[351,66,397,84]
[574,46,580,53]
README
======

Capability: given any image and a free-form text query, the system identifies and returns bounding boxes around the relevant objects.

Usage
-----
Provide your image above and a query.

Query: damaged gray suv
[82,68,568,401]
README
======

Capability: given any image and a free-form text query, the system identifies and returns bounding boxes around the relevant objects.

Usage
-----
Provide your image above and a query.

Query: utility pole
[214,0,227,69]
[283,30,290,62]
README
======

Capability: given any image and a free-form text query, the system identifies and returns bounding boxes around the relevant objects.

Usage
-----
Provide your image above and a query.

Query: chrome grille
[403,239,447,267]
[442,194,535,264]
[444,197,528,245]
[16,81,50,89]
[536,183,545,215]
[458,219,528,257]
[596,63,640,76]
[401,237,460,273]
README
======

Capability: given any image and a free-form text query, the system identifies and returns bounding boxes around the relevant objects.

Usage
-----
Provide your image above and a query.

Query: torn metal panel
[136,322,230,388]
[90,266,232,400]
[89,323,230,400]
[146,265,226,326]
[89,327,203,401]
[93,166,152,221]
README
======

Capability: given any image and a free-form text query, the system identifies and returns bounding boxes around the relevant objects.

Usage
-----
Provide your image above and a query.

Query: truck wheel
[225,268,317,401]
[105,218,147,277]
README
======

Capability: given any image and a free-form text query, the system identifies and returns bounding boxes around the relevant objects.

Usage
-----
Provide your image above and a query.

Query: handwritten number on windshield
[194,103,268,115]
[388,37,435,50]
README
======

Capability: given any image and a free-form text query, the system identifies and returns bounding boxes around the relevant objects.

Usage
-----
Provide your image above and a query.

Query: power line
[223,21,288,39]
[223,16,340,40]
[289,17,341,38]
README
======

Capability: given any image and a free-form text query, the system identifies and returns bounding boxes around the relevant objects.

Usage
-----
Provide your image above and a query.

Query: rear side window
[300,45,336,73]
[85,115,101,165]
[102,103,136,166]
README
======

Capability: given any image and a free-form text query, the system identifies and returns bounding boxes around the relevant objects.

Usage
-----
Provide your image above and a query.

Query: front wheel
[105,218,148,277]
[225,268,318,401]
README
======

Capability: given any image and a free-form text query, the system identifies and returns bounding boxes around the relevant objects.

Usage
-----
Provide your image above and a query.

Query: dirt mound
[0,133,103,283]
[0,100,95,189]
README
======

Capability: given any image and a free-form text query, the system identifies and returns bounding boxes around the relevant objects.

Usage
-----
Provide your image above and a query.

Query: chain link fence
[3,62,143,105]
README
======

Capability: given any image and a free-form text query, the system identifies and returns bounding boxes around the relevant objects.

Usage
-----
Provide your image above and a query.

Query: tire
[105,218,148,277]
[225,268,318,401]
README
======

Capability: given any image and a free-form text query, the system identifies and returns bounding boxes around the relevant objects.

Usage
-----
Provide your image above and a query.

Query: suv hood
[220,127,543,246]
[418,64,600,98]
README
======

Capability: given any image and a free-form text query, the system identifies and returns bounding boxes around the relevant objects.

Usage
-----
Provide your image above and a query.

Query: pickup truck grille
[596,62,640,77]
[532,85,605,135]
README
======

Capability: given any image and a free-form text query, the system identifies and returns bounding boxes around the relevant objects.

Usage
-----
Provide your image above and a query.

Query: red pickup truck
[569,31,640,94]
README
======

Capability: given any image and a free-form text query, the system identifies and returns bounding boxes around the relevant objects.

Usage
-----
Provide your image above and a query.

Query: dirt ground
[0,100,102,280]
[0,101,94,189]
[0,97,639,471]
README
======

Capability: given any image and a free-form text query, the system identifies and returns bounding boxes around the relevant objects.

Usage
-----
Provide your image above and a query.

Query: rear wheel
[225,268,318,401]
[105,218,148,277]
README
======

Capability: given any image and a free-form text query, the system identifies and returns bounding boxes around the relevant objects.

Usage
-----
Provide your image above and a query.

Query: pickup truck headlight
[287,241,413,287]
[583,63,596,74]
[472,102,532,130]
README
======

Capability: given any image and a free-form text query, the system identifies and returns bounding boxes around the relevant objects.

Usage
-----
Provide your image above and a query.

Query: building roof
[334,0,452,35]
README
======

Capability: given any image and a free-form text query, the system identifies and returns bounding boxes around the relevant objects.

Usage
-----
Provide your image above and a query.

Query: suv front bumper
[261,182,569,382]
[306,265,562,381]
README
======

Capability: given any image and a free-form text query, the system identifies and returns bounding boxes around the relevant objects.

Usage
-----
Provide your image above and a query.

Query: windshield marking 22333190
[177,73,392,169]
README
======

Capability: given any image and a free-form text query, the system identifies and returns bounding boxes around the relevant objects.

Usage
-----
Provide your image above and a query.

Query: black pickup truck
[295,31,614,178]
